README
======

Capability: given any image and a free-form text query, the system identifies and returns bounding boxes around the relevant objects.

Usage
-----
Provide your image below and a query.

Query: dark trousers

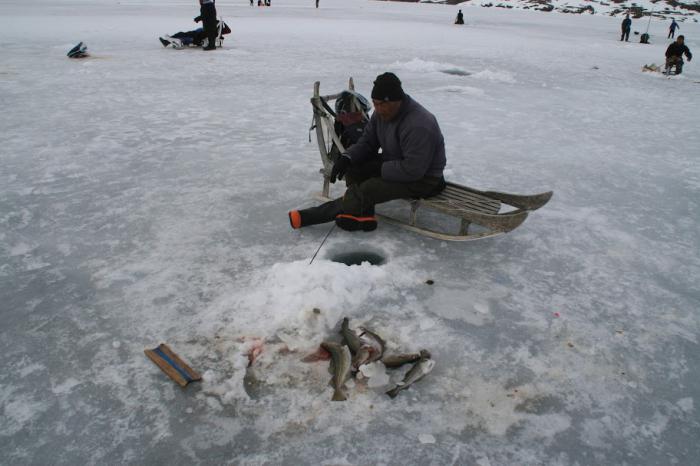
[201,4,217,47]
[342,160,445,216]
[668,29,675,39]
[665,56,683,74]
[296,160,445,228]
[621,28,630,41]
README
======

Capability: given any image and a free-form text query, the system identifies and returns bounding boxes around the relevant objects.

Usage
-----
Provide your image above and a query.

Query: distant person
[316,0,319,8]
[640,32,649,44]
[620,14,631,42]
[668,19,679,39]
[159,21,230,48]
[194,0,218,51]
[289,73,447,232]
[455,10,464,25]
[665,35,692,75]
[250,0,254,6]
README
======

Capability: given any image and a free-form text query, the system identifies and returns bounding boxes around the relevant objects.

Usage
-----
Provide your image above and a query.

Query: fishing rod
[645,6,654,35]
[309,223,336,265]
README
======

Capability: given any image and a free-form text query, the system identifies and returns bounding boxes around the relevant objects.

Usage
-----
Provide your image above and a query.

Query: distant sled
[309,78,553,241]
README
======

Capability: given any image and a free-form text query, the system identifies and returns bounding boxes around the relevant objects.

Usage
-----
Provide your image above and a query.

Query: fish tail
[386,386,401,398]
[331,387,347,401]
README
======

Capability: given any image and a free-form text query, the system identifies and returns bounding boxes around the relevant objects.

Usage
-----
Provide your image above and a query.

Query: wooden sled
[310,78,552,241]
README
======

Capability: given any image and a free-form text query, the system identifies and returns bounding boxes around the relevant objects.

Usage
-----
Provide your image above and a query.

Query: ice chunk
[358,361,390,388]
[418,433,436,444]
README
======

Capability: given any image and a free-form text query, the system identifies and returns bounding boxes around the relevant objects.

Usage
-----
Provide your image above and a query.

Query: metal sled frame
[310,79,553,241]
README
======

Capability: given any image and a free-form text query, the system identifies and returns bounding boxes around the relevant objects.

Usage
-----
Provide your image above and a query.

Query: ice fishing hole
[330,251,386,266]
[441,68,471,76]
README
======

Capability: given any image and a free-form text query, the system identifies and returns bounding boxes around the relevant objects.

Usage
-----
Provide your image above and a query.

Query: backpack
[333,90,371,148]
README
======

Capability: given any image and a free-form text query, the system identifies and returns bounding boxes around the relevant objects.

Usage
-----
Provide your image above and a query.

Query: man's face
[372,99,402,121]
[677,37,684,45]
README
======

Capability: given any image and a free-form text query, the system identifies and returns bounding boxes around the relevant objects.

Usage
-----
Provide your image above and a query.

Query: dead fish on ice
[340,318,386,370]
[386,355,435,398]
[382,349,431,368]
[357,326,386,365]
[340,317,363,354]
[320,341,352,401]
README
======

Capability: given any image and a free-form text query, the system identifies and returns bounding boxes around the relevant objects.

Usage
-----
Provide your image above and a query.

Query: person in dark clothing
[159,21,230,48]
[194,0,218,50]
[668,19,679,39]
[455,10,464,25]
[289,73,447,232]
[665,35,693,75]
[621,14,631,42]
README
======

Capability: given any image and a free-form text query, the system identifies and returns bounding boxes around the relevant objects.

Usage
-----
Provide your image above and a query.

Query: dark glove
[330,155,351,183]
[194,16,202,23]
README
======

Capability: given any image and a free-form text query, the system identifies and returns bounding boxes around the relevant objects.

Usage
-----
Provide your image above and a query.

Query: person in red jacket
[665,35,693,75]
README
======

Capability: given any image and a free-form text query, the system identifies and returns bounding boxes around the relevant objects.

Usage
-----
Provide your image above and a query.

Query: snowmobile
[309,78,552,241]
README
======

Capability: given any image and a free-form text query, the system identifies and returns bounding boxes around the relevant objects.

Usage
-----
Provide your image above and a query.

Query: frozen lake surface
[1,0,699,464]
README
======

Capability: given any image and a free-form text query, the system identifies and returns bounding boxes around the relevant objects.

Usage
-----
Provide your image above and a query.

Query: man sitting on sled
[289,72,446,232]
[665,35,693,75]
[159,20,230,49]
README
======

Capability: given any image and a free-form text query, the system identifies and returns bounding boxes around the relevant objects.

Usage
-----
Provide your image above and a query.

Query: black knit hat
[371,72,405,102]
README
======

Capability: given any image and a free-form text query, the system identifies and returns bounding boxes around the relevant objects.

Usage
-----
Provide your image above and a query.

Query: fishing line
[309,223,336,265]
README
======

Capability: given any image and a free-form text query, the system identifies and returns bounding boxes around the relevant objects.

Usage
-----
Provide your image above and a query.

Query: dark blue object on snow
[67,42,88,58]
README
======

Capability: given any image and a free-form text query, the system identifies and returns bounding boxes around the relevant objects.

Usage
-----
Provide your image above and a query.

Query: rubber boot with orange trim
[288,198,343,229]
[335,214,378,232]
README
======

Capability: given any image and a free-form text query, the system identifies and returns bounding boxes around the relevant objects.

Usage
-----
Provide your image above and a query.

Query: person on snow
[668,19,679,39]
[288,72,447,232]
[159,20,230,48]
[194,0,218,50]
[455,10,464,25]
[665,35,692,75]
[620,14,632,42]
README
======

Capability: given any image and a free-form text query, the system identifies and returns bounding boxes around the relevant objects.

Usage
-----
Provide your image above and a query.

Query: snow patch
[677,397,694,413]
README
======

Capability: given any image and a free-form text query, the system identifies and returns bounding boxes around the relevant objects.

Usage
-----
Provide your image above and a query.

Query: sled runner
[309,78,552,241]
[642,64,679,77]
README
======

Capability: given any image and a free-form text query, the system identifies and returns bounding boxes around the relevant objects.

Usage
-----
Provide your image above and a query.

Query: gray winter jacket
[344,95,446,182]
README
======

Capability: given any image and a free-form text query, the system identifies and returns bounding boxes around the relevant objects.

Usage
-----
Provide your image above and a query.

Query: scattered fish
[320,341,352,401]
[352,345,372,370]
[386,355,435,398]
[341,318,385,370]
[358,327,386,364]
[340,317,363,354]
[382,349,431,368]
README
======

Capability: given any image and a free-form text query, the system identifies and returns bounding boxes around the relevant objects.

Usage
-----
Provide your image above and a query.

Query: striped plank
[145,344,202,387]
